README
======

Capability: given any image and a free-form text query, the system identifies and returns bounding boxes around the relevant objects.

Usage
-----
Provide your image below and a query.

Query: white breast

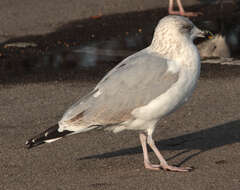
[132,43,200,121]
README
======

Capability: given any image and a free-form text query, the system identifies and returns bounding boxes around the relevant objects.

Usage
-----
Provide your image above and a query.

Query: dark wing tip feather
[25,139,45,149]
[25,124,72,149]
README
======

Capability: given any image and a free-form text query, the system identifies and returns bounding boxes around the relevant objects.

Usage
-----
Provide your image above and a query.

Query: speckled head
[154,15,204,41]
[150,15,205,58]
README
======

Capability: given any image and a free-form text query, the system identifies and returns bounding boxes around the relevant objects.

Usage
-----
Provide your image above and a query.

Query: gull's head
[153,15,205,41]
[150,15,206,57]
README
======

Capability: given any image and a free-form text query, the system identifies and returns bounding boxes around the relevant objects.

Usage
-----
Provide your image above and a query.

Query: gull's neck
[149,30,199,67]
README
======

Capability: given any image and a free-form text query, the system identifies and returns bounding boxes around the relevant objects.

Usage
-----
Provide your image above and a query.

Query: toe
[144,162,161,170]
[162,165,193,172]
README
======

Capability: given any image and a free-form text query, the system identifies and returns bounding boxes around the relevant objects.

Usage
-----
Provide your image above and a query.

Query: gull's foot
[144,162,193,172]
[144,162,161,171]
[181,11,203,17]
[169,10,203,17]
[161,164,193,172]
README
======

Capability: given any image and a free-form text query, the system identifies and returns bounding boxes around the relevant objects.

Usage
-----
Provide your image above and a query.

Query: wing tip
[25,124,73,149]
[25,138,45,149]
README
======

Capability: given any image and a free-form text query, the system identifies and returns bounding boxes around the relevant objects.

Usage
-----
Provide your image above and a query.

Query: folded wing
[60,49,179,129]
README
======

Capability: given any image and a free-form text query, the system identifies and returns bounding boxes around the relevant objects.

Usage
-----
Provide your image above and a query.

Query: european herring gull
[26,15,208,172]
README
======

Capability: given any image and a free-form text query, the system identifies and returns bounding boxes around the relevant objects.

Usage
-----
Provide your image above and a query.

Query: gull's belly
[132,69,199,121]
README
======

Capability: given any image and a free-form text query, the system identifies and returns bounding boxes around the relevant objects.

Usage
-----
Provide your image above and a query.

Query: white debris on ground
[4,42,37,48]
[201,57,240,65]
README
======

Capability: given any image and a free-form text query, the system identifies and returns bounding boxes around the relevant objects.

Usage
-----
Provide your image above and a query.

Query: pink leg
[147,135,192,172]
[168,0,202,17]
[139,133,161,170]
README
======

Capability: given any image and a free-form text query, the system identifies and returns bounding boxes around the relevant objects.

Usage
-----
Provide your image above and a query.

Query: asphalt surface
[0,0,200,43]
[1,1,240,190]
[1,64,240,190]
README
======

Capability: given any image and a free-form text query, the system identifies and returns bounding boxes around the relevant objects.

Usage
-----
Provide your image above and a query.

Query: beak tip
[204,30,214,39]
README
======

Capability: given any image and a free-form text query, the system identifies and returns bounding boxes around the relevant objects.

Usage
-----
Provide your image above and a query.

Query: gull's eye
[182,24,193,32]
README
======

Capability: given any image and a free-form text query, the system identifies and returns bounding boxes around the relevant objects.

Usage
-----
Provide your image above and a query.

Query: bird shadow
[77,120,240,166]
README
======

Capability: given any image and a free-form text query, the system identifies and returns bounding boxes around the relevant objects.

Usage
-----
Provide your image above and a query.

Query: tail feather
[25,124,73,149]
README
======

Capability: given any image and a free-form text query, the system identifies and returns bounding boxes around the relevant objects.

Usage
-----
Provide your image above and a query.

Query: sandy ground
[1,0,240,190]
